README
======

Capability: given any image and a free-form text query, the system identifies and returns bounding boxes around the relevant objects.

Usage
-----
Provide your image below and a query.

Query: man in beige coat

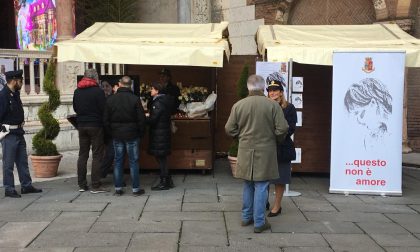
[225,75,288,233]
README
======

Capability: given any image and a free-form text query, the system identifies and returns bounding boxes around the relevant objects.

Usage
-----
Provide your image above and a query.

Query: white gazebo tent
[55,22,231,173]
[256,24,420,173]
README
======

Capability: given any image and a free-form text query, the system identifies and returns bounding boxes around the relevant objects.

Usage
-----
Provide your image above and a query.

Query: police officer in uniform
[159,68,181,114]
[0,70,42,198]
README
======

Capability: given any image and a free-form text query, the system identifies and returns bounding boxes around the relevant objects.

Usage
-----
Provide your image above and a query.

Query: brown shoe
[254,221,271,233]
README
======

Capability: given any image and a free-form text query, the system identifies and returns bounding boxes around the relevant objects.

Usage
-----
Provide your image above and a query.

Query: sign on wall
[330,52,405,196]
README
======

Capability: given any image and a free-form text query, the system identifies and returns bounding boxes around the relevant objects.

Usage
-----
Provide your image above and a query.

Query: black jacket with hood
[73,77,106,127]
[147,94,173,157]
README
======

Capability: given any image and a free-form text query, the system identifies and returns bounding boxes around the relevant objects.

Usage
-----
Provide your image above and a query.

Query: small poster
[292,148,301,163]
[292,93,303,109]
[296,111,302,127]
[292,77,304,92]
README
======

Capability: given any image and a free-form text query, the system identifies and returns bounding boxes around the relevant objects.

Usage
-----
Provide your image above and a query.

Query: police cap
[266,79,284,92]
[5,70,23,81]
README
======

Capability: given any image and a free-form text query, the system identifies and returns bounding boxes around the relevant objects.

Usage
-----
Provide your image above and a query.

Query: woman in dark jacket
[266,80,297,217]
[147,82,175,190]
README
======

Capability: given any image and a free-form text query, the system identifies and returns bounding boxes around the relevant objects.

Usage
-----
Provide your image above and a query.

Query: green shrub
[228,64,249,157]
[32,58,60,156]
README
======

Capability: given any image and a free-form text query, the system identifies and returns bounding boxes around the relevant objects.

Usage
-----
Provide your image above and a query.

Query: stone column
[191,0,211,23]
[178,0,191,23]
[56,0,75,41]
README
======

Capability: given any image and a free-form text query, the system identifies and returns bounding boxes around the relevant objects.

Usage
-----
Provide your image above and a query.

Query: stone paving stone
[0,211,59,222]
[321,193,365,204]
[323,234,384,252]
[181,221,227,246]
[127,233,178,252]
[386,213,420,233]
[7,248,75,252]
[217,183,243,196]
[182,202,240,212]
[224,212,254,234]
[263,209,309,223]
[43,212,100,233]
[90,219,181,233]
[305,212,391,223]
[185,187,217,195]
[295,203,337,212]
[0,197,39,211]
[25,202,108,212]
[229,233,328,247]
[270,221,363,234]
[29,232,132,248]
[333,203,417,214]
[140,211,222,221]
[282,247,334,252]
[384,247,420,252]
[370,234,420,247]
[409,204,420,212]
[143,198,182,212]
[183,194,218,203]
[74,193,148,204]
[219,195,242,203]
[98,201,144,222]
[74,247,127,252]
[34,189,81,203]
[179,245,280,252]
[357,222,410,234]
[0,222,49,248]
[358,195,420,205]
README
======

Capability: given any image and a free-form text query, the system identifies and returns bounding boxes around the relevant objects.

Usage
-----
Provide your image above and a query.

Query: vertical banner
[330,52,405,196]
[256,62,289,99]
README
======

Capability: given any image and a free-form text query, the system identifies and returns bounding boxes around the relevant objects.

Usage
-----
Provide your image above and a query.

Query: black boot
[151,177,170,191]
[168,176,175,188]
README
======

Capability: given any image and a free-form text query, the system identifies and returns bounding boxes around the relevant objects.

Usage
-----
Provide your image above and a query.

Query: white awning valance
[55,22,230,68]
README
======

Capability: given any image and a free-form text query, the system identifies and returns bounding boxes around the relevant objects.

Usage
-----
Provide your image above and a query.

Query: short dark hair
[151,82,164,92]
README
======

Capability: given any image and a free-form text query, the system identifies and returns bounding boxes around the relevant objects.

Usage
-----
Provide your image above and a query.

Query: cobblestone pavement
[0,152,420,251]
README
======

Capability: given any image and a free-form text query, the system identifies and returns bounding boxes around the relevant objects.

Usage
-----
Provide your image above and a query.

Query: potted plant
[30,58,62,178]
[227,64,249,176]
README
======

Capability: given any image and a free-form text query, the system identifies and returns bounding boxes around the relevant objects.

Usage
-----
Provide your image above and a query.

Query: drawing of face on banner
[344,78,392,150]
[255,62,289,99]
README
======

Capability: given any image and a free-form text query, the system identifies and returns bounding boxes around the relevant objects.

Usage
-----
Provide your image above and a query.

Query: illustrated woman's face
[268,89,282,101]
[151,87,159,97]
[353,99,388,138]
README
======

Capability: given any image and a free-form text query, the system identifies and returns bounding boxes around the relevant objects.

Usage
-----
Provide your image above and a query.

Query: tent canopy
[257,24,420,67]
[55,22,230,67]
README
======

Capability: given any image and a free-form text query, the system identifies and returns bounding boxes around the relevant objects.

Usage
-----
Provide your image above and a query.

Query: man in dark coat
[73,68,107,193]
[159,68,180,114]
[104,76,146,196]
[147,82,174,190]
[0,70,42,198]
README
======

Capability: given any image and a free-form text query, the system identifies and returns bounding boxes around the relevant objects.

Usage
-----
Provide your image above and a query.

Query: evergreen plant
[32,59,61,156]
[228,64,249,157]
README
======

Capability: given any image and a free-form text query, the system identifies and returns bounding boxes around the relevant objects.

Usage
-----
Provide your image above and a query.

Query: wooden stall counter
[139,117,214,172]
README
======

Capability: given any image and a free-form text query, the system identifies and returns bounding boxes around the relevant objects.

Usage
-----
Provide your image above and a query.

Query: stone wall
[138,0,179,23]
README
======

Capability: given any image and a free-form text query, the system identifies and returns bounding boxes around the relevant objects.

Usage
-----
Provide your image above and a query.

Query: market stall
[55,22,230,173]
[256,24,420,174]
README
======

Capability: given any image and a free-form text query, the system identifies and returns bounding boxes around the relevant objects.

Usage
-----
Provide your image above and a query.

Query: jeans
[77,127,104,188]
[113,139,140,192]
[242,180,269,228]
[1,134,32,191]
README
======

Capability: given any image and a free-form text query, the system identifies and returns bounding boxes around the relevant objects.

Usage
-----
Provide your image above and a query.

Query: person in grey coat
[225,74,288,233]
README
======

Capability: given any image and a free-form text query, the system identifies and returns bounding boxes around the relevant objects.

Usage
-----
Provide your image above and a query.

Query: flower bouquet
[178,86,217,118]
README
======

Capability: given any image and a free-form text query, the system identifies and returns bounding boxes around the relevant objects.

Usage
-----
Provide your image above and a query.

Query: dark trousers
[155,156,169,177]
[77,127,104,188]
[100,141,114,178]
[1,134,32,192]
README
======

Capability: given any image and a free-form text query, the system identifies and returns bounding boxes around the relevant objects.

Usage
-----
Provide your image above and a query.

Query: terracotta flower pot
[227,155,237,177]
[30,155,62,178]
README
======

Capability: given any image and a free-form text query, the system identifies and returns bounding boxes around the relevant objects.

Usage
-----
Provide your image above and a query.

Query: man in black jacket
[73,68,107,193]
[159,68,180,114]
[104,76,146,196]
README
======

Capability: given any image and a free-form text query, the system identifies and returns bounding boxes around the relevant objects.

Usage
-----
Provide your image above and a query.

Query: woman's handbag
[279,138,296,162]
